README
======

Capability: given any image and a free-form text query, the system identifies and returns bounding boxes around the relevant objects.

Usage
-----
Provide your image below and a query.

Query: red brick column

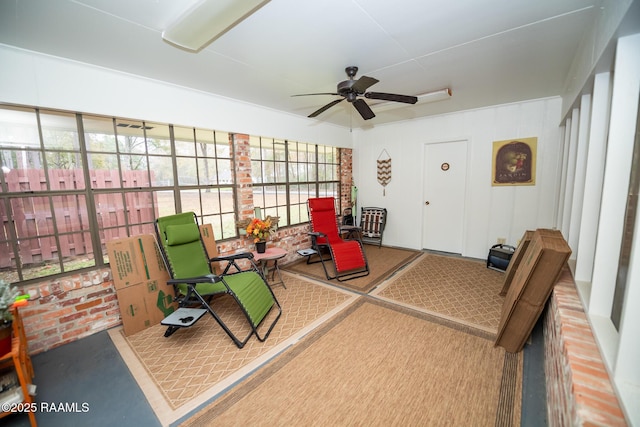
[340,148,353,213]
[233,133,254,222]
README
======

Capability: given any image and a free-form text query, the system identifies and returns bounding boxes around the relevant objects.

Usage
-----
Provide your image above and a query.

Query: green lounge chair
[155,212,281,348]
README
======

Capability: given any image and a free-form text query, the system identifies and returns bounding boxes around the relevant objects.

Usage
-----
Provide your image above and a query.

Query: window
[0,104,342,285]
[0,106,236,284]
[174,126,236,239]
[0,107,93,281]
[250,137,339,226]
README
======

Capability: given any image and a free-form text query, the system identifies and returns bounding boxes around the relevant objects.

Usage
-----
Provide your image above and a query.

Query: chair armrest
[168,274,221,285]
[213,252,258,274]
[308,231,327,238]
[211,252,254,262]
[340,225,364,243]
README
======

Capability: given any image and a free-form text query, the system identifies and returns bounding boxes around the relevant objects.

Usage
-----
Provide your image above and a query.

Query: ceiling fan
[294,66,418,120]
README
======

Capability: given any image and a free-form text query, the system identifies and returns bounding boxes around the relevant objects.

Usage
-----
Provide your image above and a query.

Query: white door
[422,140,468,253]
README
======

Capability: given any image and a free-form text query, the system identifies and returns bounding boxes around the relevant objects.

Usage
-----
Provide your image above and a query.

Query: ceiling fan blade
[351,76,379,93]
[308,98,344,118]
[352,99,375,120]
[292,92,340,97]
[365,92,418,104]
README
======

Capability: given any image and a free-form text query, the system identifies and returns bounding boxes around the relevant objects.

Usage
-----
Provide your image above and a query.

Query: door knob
[425,201,430,205]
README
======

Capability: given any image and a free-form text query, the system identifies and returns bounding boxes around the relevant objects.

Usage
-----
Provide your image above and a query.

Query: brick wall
[544,268,627,426]
[17,137,353,355]
[340,148,353,213]
[18,268,121,354]
[233,133,255,220]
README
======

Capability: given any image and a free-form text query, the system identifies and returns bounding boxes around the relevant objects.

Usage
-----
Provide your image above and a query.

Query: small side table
[297,248,318,264]
[252,247,287,289]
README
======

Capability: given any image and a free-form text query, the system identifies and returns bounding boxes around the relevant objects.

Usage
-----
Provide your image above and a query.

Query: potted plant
[245,217,273,253]
[0,279,19,355]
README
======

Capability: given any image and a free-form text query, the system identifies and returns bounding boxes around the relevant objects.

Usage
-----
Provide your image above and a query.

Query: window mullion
[3,196,22,281]
[76,113,104,266]
[142,122,156,220]
[169,125,181,213]
[315,144,319,197]
[112,118,131,232]
[36,109,65,273]
[284,140,291,225]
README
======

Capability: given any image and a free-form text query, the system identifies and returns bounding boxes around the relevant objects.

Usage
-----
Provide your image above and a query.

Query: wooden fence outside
[1,169,156,268]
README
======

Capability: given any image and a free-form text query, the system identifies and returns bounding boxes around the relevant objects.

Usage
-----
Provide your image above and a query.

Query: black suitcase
[487,244,516,272]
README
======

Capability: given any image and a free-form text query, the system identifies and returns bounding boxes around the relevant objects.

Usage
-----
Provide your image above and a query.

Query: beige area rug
[372,253,506,333]
[183,297,522,427]
[109,272,358,426]
[283,244,422,293]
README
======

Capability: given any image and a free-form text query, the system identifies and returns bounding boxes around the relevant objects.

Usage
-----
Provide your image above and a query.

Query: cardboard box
[495,229,571,353]
[107,234,176,336]
[499,230,534,296]
[106,234,169,291]
[199,224,220,274]
[116,280,176,336]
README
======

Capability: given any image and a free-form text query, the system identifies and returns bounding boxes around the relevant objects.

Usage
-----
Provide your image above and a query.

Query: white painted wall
[0,44,352,148]
[352,98,563,259]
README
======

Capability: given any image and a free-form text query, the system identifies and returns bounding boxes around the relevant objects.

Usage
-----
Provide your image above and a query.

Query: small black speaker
[487,244,515,272]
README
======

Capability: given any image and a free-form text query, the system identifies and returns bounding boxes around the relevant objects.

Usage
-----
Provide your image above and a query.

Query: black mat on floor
[3,330,160,427]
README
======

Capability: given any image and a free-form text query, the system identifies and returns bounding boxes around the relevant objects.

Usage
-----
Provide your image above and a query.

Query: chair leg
[192,290,248,348]
[335,267,370,282]
[252,300,282,343]
[305,244,336,279]
[164,326,179,337]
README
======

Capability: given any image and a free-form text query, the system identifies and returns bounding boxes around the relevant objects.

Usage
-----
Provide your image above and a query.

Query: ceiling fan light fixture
[162,0,271,52]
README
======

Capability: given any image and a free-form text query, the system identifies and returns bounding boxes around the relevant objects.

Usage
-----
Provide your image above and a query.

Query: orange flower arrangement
[245,218,272,243]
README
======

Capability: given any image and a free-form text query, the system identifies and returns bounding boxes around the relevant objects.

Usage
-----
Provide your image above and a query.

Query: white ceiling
[0,0,602,129]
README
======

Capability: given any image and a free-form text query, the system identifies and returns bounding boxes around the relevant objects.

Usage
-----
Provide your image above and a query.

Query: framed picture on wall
[492,137,537,186]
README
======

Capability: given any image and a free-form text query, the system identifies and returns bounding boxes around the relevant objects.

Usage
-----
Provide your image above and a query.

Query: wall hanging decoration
[377,149,391,196]
[492,137,537,186]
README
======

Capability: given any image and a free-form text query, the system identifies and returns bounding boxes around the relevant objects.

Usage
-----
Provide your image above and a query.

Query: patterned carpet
[110,250,513,425]
[372,252,506,333]
[183,298,522,427]
[283,244,422,293]
[109,273,357,425]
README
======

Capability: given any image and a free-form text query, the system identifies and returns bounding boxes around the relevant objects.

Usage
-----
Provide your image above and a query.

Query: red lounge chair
[307,197,369,281]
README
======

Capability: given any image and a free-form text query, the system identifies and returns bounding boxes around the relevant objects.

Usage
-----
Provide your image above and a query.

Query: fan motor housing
[337,80,358,100]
